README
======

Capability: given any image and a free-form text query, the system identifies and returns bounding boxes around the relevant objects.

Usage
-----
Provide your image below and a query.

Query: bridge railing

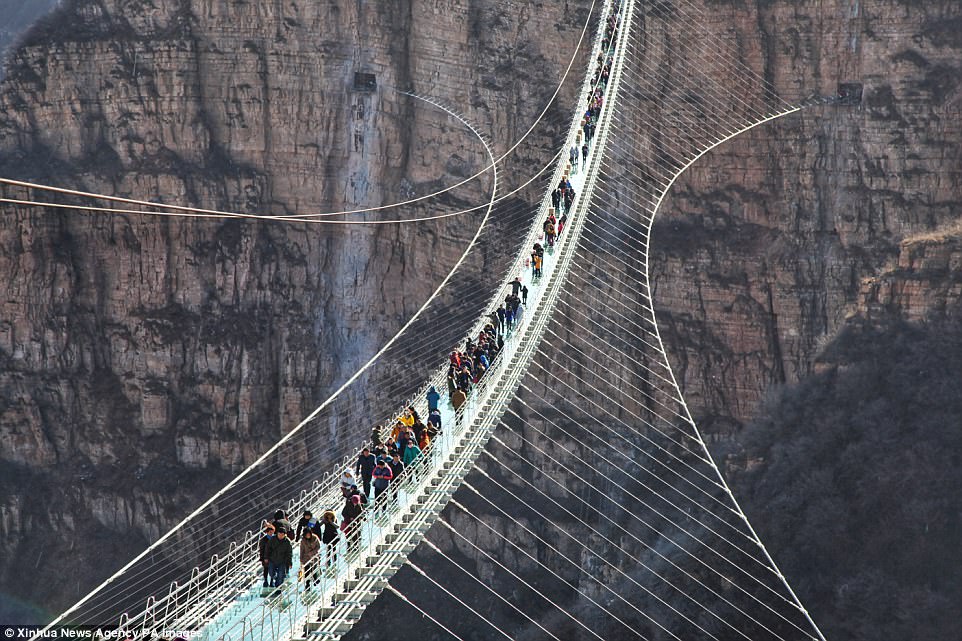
[114,473,325,636]
[204,314,527,641]
[112,0,621,636]
[117,368,458,636]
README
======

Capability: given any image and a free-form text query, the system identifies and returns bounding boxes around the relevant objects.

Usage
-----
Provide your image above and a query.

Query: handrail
[202,2,628,637]
[114,1,622,637]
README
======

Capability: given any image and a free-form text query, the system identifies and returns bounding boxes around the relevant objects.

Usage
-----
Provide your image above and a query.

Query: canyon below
[0,0,960,639]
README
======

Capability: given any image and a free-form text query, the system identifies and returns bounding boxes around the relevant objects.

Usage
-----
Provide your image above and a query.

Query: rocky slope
[727,251,962,640]
[1,0,960,636]
[858,225,962,320]
[0,0,58,74]
[0,0,594,620]
[353,1,962,640]
[654,0,962,435]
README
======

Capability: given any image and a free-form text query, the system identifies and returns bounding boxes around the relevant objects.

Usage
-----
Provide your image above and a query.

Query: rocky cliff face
[0,0,594,619]
[858,225,962,321]
[653,0,962,435]
[724,272,962,641]
[2,0,959,635]
[0,0,58,75]
[355,2,962,640]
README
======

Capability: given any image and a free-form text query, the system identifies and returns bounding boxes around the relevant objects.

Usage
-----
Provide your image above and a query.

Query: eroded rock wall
[0,0,594,618]
[352,2,962,640]
[653,0,962,434]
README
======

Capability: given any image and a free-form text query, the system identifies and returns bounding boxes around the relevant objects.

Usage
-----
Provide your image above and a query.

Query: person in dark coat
[388,452,405,482]
[373,437,387,460]
[341,495,364,555]
[295,510,313,542]
[509,277,522,297]
[412,420,427,448]
[348,484,368,506]
[457,366,472,391]
[266,527,293,587]
[427,408,442,433]
[272,509,292,535]
[355,447,377,497]
[258,522,275,588]
[397,429,411,459]
[426,386,441,412]
[321,510,339,568]
[582,143,588,163]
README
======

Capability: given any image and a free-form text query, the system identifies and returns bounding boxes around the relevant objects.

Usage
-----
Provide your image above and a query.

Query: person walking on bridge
[389,452,405,483]
[355,447,376,498]
[427,408,441,437]
[402,438,422,467]
[295,510,315,542]
[321,510,339,570]
[563,188,574,214]
[370,424,384,450]
[299,527,321,589]
[457,365,472,391]
[266,527,293,589]
[272,509,292,535]
[258,522,274,588]
[426,385,441,412]
[341,495,363,557]
[451,386,467,426]
[397,426,411,460]
[544,217,556,247]
[372,457,393,500]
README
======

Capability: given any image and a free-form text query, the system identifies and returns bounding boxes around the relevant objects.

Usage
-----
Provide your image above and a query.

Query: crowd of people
[254,0,624,596]
[255,395,455,591]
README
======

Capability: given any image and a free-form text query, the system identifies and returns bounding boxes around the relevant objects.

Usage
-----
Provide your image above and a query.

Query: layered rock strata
[0,0,594,619]
[653,0,962,434]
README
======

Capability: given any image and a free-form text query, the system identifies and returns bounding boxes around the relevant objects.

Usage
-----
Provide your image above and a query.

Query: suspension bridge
[26,0,832,639]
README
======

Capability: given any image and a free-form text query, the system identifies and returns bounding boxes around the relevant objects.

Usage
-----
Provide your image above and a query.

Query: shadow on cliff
[727,316,962,641]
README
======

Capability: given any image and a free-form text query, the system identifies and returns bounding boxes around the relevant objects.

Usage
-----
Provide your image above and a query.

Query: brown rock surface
[653,0,962,434]
[2,0,961,635]
[0,0,595,618]
[859,225,962,320]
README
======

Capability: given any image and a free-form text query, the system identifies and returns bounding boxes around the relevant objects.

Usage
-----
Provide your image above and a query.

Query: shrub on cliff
[729,317,962,641]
